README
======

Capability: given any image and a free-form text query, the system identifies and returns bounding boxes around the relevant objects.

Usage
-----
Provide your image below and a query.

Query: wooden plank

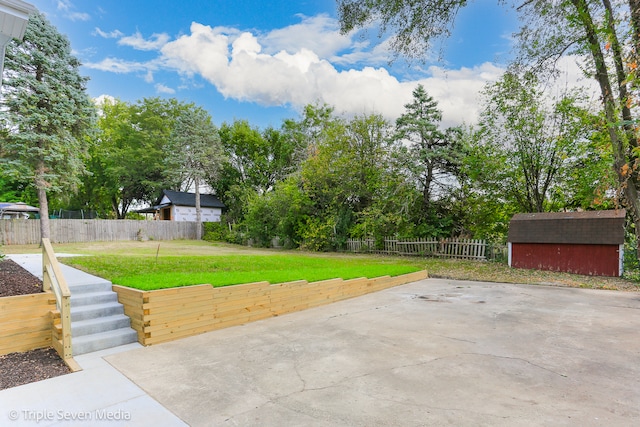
[145,305,215,323]
[0,331,52,355]
[146,284,213,299]
[112,285,148,299]
[144,298,214,314]
[144,293,214,309]
[0,293,54,310]
[147,317,218,339]
[144,312,216,333]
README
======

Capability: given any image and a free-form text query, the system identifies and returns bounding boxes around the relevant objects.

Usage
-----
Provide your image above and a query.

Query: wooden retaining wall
[113,270,428,346]
[0,292,56,355]
[0,219,199,245]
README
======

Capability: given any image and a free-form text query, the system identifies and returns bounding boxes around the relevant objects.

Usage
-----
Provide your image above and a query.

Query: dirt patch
[0,258,43,297]
[0,348,71,390]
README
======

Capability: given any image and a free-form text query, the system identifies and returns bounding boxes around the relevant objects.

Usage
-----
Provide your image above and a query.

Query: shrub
[300,217,335,252]
[203,221,229,242]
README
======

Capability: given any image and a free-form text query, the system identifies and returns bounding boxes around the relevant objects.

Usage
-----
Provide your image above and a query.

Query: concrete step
[73,328,139,356]
[71,291,118,307]
[67,280,113,294]
[71,301,125,322]
[72,314,133,337]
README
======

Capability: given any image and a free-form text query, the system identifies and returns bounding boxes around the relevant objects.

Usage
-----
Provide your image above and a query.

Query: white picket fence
[0,219,200,245]
[346,237,489,260]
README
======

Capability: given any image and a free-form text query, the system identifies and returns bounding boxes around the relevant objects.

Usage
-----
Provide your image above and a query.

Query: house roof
[160,190,226,209]
[0,202,39,213]
[507,209,626,245]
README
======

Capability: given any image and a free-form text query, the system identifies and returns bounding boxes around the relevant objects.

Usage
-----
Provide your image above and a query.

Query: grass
[5,240,639,292]
[62,253,423,291]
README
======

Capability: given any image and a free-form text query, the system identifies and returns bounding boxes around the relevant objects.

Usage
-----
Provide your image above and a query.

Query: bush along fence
[0,219,200,245]
[345,237,507,262]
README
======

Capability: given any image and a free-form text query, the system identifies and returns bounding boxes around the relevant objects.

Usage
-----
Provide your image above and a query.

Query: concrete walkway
[7,253,107,285]
[1,254,187,426]
[0,344,187,426]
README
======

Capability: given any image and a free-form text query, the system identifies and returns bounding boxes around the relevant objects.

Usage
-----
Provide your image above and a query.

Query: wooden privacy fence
[113,270,428,346]
[346,237,489,260]
[0,219,199,245]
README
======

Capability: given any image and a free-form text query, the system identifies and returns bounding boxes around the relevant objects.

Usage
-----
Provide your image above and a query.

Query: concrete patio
[103,278,640,426]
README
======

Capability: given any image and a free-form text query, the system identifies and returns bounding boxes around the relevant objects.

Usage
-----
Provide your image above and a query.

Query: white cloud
[84,57,152,74]
[56,0,72,11]
[118,32,171,51]
[158,22,503,126]
[68,12,90,22]
[93,94,116,107]
[94,28,124,39]
[262,14,352,59]
[155,83,175,94]
[56,0,90,21]
[90,15,595,127]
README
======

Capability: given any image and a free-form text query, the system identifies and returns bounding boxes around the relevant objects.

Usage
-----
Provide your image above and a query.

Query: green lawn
[62,252,424,291]
[9,240,635,292]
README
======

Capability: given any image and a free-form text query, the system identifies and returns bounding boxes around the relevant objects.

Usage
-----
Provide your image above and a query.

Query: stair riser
[71,305,125,322]
[73,330,139,356]
[72,317,132,337]
[68,282,113,294]
[71,293,118,307]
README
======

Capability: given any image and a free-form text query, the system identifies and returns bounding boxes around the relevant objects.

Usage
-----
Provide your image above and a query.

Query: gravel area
[0,259,71,390]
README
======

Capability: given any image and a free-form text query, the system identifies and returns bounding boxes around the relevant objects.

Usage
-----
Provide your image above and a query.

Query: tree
[338,0,468,61]
[394,84,462,231]
[0,12,96,238]
[165,105,224,239]
[337,0,640,252]
[473,71,597,213]
[213,118,306,225]
[83,97,188,218]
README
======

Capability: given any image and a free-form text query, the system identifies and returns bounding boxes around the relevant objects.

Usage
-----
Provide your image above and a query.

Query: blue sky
[29,0,521,128]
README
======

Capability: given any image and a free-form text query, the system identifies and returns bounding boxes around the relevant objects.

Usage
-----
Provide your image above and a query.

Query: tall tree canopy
[472,71,599,213]
[0,12,96,238]
[81,97,188,218]
[338,0,640,252]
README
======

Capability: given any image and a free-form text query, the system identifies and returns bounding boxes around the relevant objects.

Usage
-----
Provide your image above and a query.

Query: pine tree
[165,105,224,239]
[395,84,461,215]
[0,12,96,239]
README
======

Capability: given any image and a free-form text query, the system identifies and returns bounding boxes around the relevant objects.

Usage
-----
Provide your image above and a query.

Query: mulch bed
[0,348,71,390]
[0,258,43,297]
[0,259,72,390]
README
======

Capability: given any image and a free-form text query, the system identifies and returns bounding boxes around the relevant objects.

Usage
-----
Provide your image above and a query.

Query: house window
[161,208,171,220]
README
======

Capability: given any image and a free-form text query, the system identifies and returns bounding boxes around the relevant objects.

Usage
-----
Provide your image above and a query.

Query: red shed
[507,210,626,277]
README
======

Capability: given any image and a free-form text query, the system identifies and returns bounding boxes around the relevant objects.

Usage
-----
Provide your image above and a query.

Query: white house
[140,190,225,222]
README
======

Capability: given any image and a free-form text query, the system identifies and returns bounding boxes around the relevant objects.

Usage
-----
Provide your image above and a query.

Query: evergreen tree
[395,84,461,221]
[166,105,224,239]
[0,12,96,238]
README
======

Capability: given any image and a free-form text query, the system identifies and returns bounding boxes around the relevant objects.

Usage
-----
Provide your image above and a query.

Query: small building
[507,210,626,277]
[0,202,39,219]
[139,190,225,222]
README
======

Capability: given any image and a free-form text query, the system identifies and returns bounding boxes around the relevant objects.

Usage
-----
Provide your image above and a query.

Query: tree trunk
[35,161,51,240]
[629,0,640,59]
[195,177,202,240]
[572,0,640,258]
